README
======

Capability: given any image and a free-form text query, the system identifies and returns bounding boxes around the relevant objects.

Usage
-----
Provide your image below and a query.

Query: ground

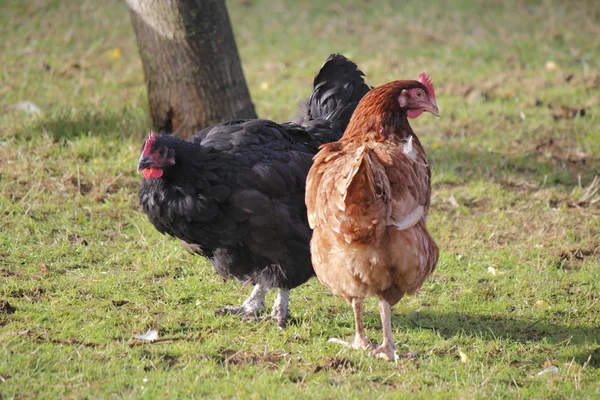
[0,0,599,398]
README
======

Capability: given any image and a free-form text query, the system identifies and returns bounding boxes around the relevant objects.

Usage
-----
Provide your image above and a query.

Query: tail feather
[292,54,371,135]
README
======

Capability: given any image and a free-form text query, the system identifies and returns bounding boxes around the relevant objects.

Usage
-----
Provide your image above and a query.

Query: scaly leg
[329,298,372,350]
[270,288,290,329]
[215,284,267,319]
[372,299,399,361]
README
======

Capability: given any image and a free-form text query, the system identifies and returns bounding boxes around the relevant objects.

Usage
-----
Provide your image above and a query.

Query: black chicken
[138,54,370,328]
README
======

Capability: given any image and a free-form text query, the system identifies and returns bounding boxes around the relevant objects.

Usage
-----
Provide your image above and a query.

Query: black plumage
[138,54,370,327]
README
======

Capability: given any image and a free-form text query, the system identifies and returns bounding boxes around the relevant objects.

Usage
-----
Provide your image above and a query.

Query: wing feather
[307,136,432,245]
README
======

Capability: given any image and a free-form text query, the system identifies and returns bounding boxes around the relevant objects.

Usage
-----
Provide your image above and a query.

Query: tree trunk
[126,0,257,138]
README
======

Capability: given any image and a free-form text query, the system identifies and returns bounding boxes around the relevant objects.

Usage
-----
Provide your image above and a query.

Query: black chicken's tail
[291,54,371,139]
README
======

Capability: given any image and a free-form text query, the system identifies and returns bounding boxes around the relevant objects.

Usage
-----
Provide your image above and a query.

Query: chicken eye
[415,90,424,98]
[158,148,166,156]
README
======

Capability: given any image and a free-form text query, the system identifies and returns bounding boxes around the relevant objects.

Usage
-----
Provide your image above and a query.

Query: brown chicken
[305,74,440,361]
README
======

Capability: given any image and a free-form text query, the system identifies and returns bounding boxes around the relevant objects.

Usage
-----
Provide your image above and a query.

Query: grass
[1,0,599,398]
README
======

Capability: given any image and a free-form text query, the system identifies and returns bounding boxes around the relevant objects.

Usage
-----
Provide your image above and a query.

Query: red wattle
[150,168,164,178]
[143,168,163,179]
[407,109,423,119]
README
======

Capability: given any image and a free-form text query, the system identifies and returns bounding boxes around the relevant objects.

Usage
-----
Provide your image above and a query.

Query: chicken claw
[214,284,266,320]
[215,305,264,320]
[371,299,400,362]
[328,298,372,350]
[372,344,399,362]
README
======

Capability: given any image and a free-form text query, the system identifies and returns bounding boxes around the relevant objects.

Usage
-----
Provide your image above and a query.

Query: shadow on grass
[14,107,597,189]
[403,310,599,346]
[430,146,599,189]
[18,108,148,142]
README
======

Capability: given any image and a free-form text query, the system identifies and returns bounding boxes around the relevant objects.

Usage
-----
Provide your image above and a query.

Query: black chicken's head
[137,131,176,180]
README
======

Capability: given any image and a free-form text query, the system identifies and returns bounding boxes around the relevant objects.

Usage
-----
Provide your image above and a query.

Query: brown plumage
[306,75,440,361]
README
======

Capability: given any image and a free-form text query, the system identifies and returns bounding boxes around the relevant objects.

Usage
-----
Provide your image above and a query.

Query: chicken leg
[216,283,267,319]
[270,288,290,329]
[372,299,399,361]
[329,298,372,350]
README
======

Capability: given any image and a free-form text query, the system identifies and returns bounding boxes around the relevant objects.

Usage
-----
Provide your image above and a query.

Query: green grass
[1,0,599,398]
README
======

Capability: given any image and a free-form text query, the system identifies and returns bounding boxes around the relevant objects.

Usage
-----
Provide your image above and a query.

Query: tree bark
[126,0,257,138]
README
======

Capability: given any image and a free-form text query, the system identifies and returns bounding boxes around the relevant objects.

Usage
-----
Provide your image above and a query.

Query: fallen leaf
[68,61,81,69]
[13,101,42,115]
[39,263,49,275]
[537,365,558,376]
[447,194,460,208]
[535,300,550,309]
[487,266,506,276]
[133,329,159,341]
[458,349,469,363]
[467,89,487,104]
[260,82,269,90]
[106,48,122,60]
[545,61,559,72]
[430,141,442,150]
[549,103,585,120]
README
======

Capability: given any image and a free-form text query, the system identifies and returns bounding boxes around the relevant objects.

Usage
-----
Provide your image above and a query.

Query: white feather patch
[389,205,424,231]
[403,136,417,161]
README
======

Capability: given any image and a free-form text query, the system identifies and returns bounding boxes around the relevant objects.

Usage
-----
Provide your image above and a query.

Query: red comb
[418,72,435,97]
[142,131,156,155]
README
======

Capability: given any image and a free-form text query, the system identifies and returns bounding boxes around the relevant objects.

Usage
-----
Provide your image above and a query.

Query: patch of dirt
[571,176,600,208]
[315,356,355,373]
[440,72,600,111]
[496,177,538,192]
[588,347,600,369]
[554,246,599,270]
[140,350,180,369]
[437,194,492,211]
[548,103,586,120]
[68,234,89,246]
[219,349,286,368]
[0,300,16,315]
[112,299,128,307]
[565,72,600,90]
[39,263,50,275]
[93,174,139,203]
[533,138,593,165]
[0,267,18,277]
[7,287,45,301]
[69,176,93,195]
[521,98,545,109]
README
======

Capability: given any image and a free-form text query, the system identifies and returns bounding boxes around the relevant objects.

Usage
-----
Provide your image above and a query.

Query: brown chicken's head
[343,73,440,141]
[137,131,176,180]
[398,73,439,119]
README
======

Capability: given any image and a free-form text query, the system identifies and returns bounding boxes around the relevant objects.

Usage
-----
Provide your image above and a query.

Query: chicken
[305,73,439,360]
[138,54,370,328]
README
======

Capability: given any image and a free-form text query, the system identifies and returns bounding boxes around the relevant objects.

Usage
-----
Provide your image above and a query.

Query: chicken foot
[216,283,267,320]
[372,299,399,362]
[329,298,372,350]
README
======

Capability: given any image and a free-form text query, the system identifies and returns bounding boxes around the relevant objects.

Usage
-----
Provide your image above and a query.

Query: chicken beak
[137,154,153,173]
[423,100,440,117]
